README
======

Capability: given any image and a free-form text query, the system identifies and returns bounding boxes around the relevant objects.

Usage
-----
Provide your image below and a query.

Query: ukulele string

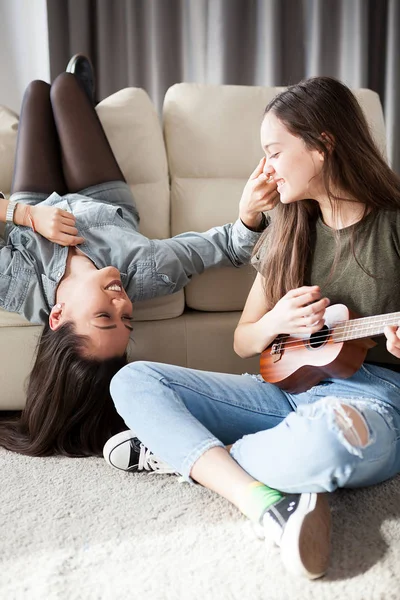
[274,315,400,353]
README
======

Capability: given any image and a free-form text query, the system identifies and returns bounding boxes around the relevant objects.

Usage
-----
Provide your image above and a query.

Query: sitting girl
[106,76,400,580]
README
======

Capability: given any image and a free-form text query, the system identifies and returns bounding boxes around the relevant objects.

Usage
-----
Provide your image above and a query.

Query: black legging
[11,73,125,196]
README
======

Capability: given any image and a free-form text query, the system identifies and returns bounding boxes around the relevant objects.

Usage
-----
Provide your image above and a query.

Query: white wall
[0,0,50,113]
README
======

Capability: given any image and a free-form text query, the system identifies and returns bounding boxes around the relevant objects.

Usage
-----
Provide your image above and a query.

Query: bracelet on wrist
[5,199,18,224]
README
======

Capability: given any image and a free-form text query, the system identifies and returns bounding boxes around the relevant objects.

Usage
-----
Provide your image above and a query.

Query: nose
[263,162,275,181]
[263,158,275,177]
[102,266,121,279]
[111,294,132,313]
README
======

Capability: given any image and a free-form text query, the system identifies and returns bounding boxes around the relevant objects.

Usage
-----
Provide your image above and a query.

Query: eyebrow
[263,142,280,151]
[92,324,133,331]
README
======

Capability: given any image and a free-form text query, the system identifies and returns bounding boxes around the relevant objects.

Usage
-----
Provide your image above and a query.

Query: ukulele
[259,304,400,393]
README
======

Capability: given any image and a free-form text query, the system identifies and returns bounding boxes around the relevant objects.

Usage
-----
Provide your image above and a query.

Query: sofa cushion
[96,88,185,320]
[96,88,184,321]
[0,105,18,241]
[96,88,170,239]
[0,105,18,197]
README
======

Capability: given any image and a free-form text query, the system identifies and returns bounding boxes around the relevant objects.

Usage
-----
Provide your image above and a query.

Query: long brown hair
[0,322,127,457]
[255,76,400,309]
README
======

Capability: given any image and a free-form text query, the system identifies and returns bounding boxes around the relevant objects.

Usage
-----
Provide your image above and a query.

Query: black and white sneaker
[103,430,176,474]
[261,492,331,580]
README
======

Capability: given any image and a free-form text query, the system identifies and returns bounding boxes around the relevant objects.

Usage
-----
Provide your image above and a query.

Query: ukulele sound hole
[308,325,330,349]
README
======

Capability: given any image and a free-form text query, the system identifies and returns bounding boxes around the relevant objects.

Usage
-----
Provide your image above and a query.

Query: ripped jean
[110,361,400,493]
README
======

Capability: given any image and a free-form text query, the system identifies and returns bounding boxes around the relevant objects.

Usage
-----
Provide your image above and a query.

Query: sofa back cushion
[0,105,18,197]
[97,87,185,321]
[163,83,387,312]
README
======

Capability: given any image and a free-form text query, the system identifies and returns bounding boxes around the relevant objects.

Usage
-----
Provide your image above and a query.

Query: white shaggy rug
[1,447,400,600]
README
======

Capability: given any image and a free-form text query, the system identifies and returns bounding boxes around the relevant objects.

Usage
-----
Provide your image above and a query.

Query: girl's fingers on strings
[295,318,325,333]
[303,312,326,327]
[286,285,320,299]
[300,298,329,318]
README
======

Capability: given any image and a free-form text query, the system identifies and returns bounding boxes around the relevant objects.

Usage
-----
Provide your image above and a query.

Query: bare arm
[234,273,277,358]
[146,159,281,296]
[0,197,83,246]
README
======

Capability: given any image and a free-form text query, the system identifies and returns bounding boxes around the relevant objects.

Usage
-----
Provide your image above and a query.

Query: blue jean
[110,361,400,493]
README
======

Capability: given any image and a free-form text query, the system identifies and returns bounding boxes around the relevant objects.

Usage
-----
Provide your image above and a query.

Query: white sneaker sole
[103,430,137,471]
[279,493,331,580]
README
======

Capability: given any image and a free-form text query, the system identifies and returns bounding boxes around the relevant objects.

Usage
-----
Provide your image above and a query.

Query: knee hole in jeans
[334,403,369,448]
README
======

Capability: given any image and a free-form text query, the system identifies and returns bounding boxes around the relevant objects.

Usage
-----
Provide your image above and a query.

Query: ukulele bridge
[270,339,283,363]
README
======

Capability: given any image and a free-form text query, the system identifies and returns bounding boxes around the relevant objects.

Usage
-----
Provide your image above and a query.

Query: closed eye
[95,313,134,331]
[122,316,134,331]
[270,152,280,159]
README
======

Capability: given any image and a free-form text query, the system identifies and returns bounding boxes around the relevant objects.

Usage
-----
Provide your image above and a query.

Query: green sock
[238,481,283,523]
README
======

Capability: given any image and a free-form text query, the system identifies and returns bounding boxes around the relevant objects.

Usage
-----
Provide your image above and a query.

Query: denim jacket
[2,182,265,324]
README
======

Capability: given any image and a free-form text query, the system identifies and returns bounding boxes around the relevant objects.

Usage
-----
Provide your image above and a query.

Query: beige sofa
[0,83,387,410]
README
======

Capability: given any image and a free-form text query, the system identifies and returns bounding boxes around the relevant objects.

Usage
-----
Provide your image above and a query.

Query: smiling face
[261,111,326,204]
[50,265,133,360]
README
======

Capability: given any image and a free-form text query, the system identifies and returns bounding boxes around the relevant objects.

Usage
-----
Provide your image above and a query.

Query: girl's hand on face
[266,285,330,336]
[30,205,85,246]
[239,157,280,230]
[384,325,400,359]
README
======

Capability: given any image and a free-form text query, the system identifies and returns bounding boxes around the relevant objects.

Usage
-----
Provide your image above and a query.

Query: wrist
[14,203,37,231]
[240,212,267,232]
[259,311,279,347]
[14,203,26,226]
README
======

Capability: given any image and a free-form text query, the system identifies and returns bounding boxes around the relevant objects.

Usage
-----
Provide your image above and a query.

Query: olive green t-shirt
[255,210,400,368]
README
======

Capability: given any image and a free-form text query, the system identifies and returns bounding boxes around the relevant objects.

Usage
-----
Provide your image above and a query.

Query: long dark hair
[255,76,400,309]
[0,322,127,457]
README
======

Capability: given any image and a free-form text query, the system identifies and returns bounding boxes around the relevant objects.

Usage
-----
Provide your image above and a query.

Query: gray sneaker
[103,430,176,474]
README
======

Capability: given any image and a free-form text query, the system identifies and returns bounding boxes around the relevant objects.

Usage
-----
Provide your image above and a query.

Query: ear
[49,303,64,331]
[320,132,334,152]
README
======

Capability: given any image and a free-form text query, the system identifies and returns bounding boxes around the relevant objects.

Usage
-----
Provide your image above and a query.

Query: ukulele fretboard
[332,312,400,343]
